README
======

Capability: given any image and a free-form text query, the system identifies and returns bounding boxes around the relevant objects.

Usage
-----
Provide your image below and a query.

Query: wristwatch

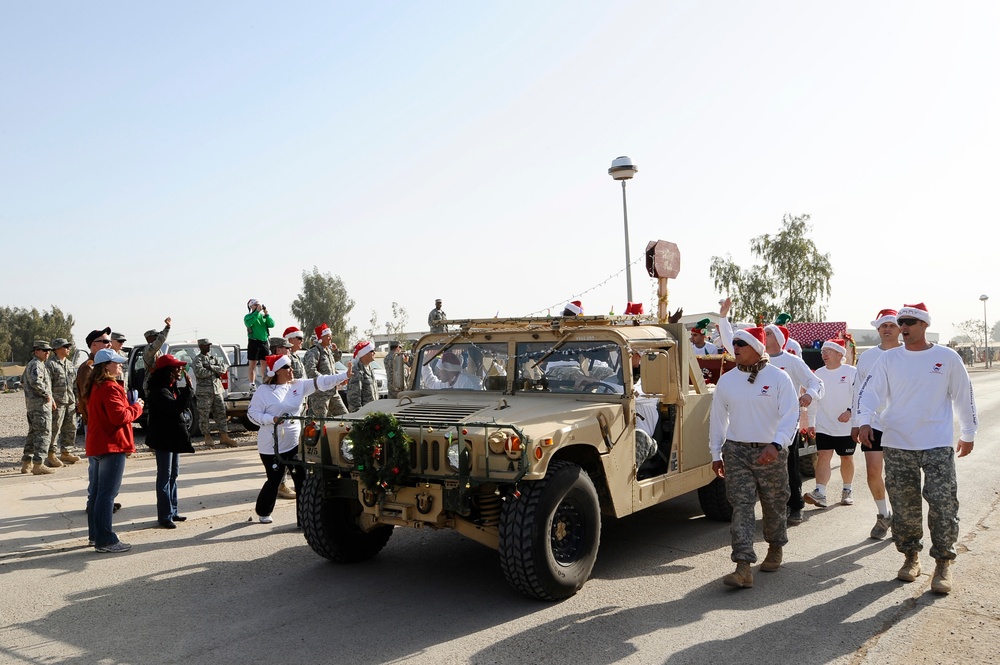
[770,442,783,452]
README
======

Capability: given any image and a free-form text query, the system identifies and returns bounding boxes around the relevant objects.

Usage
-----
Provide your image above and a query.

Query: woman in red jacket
[83,348,144,553]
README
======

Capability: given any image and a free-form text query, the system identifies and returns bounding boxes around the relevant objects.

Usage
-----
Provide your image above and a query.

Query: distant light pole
[609,156,638,303]
[981,294,990,368]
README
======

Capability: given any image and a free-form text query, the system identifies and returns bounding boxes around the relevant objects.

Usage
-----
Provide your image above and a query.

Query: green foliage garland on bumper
[350,412,412,494]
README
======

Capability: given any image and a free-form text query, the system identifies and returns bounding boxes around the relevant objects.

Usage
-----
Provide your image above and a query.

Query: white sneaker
[258,515,273,524]
[841,489,854,505]
[803,489,828,508]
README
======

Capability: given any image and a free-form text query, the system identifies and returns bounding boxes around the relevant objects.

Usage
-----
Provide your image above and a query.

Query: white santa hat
[764,324,788,349]
[439,351,464,372]
[870,309,898,328]
[353,340,374,360]
[564,300,583,315]
[822,339,847,356]
[897,302,931,325]
[265,354,291,377]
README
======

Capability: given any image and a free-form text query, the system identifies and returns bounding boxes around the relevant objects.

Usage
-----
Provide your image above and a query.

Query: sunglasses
[95,338,111,345]
[896,318,920,326]
[732,339,749,348]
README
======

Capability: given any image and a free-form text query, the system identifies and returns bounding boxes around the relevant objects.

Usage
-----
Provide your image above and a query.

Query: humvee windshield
[516,341,625,394]
[414,342,509,391]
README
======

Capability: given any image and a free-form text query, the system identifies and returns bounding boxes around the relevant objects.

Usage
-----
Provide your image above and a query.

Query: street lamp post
[981,294,990,368]
[609,156,638,303]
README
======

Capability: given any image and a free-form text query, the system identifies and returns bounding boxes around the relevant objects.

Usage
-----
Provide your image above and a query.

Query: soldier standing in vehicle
[304,324,348,417]
[193,339,236,448]
[346,340,378,411]
[428,298,447,332]
[47,338,81,465]
[22,340,55,475]
[710,327,798,589]
[142,317,172,395]
[385,340,408,398]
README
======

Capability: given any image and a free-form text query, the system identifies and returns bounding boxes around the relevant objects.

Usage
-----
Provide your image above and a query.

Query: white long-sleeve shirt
[857,344,977,450]
[248,372,347,454]
[852,345,891,431]
[812,364,857,436]
[770,351,824,401]
[709,363,799,461]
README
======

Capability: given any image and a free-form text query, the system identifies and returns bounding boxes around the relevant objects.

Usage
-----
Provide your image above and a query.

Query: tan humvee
[293,316,729,600]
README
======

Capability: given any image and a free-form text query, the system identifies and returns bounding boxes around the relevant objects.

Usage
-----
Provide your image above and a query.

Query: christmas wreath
[350,412,412,494]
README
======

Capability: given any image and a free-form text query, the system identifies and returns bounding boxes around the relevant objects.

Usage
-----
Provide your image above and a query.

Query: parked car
[127,341,250,436]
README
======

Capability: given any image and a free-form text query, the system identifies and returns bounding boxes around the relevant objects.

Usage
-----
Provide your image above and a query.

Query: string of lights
[522,257,645,318]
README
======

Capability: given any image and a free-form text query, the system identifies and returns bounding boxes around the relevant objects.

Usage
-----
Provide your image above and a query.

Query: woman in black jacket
[146,354,195,528]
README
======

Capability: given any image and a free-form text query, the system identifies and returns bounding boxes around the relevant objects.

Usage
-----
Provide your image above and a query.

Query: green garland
[349,412,412,494]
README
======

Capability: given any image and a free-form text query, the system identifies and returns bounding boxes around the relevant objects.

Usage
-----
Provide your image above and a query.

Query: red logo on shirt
[931,363,943,374]
[759,385,770,396]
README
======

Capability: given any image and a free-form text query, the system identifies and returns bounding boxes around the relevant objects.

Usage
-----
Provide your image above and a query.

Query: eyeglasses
[896,318,920,326]
[279,365,293,372]
[733,339,749,348]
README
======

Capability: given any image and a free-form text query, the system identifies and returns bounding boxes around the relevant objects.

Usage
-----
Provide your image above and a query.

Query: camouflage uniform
[46,354,78,454]
[290,353,306,380]
[303,344,347,417]
[22,356,53,464]
[883,447,960,561]
[347,362,378,412]
[193,350,229,435]
[385,348,410,398]
[428,307,447,333]
[723,441,790,562]
[142,324,171,395]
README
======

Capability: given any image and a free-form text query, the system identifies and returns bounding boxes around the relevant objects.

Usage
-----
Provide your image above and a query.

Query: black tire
[181,404,201,438]
[300,474,393,563]
[697,477,732,521]
[498,460,602,601]
[240,416,260,432]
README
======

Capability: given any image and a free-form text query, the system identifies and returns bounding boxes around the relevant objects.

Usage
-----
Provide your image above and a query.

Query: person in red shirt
[83,348,144,553]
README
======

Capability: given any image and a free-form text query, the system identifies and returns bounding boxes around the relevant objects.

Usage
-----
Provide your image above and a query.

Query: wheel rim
[550,498,586,565]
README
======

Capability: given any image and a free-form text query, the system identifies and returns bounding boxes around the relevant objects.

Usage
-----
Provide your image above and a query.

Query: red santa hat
[764,324,789,349]
[624,302,644,316]
[314,323,332,339]
[265,354,291,377]
[822,339,847,356]
[353,340,374,360]
[897,302,931,324]
[283,326,304,341]
[439,351,464,372]
[733,327,766,356]
[564,300,583,315]
[870,309,898,328]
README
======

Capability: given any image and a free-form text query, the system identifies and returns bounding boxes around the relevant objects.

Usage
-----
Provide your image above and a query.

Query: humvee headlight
[488,431,507,455]
[341,436,354,463]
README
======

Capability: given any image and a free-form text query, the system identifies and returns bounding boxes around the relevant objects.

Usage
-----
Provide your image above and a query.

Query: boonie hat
[33,340,53,351]
[50,338,71,349]
[111,332,127,342]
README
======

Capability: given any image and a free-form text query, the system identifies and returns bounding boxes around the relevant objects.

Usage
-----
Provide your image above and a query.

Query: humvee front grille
[395,403,485,424]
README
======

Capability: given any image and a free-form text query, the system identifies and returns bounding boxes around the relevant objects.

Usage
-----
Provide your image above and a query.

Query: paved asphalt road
[2,371,998,665]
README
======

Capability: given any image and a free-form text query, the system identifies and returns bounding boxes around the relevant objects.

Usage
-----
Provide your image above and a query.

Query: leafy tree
[992,319,1000,342]
[953,318,987,348]
[364,309,380,342]
[710,214,833,322]
[289,267,356,348]
[0,305,75,363]
[387,302,410,346]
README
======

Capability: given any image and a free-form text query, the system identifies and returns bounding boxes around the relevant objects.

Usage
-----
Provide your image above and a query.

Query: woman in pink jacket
[83,348,144,553]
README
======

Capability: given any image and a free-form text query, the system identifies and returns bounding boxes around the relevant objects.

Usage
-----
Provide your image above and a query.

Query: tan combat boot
[218,432,238,447]
[931,560,952,594]
[59,450,81,464]
[277,482,297,500]
[760,545,783,572]
[20,459,32,474]
[723,562,754,588]
[46,451,64,468]
[32,462,55,475]
[898,553,921,582]
[203,433,215,447]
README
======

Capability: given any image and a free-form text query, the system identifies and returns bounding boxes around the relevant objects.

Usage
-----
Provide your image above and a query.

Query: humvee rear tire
[498,460,601,601]
[698,477,732,521]
[300,474,394,563]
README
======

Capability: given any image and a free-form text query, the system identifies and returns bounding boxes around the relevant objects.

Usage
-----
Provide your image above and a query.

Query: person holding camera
[244,299,274,389]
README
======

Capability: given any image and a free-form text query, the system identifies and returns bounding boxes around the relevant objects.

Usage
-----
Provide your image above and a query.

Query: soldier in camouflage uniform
[385,341,408,398]
[858,303,977,594]
[303,324,348,417]
[142,317,172,396]
[346,341,378,412]
[193,339,236,447]
[428,299,447,333]
[709,327,799,589]
[21,340,55,475]
[282,327,307,379]
[47,338,81,465]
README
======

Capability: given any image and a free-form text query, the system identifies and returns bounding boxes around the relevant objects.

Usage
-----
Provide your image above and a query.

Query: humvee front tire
[697,477,732,521]
[498,460,601,600]
[300,474,393,563]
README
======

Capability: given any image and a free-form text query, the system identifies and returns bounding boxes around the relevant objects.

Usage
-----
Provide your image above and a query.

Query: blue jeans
[154,450,180,522]
[87,453,126,548]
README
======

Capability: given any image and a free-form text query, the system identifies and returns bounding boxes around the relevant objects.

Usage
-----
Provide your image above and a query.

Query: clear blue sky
[2,2,997,347]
